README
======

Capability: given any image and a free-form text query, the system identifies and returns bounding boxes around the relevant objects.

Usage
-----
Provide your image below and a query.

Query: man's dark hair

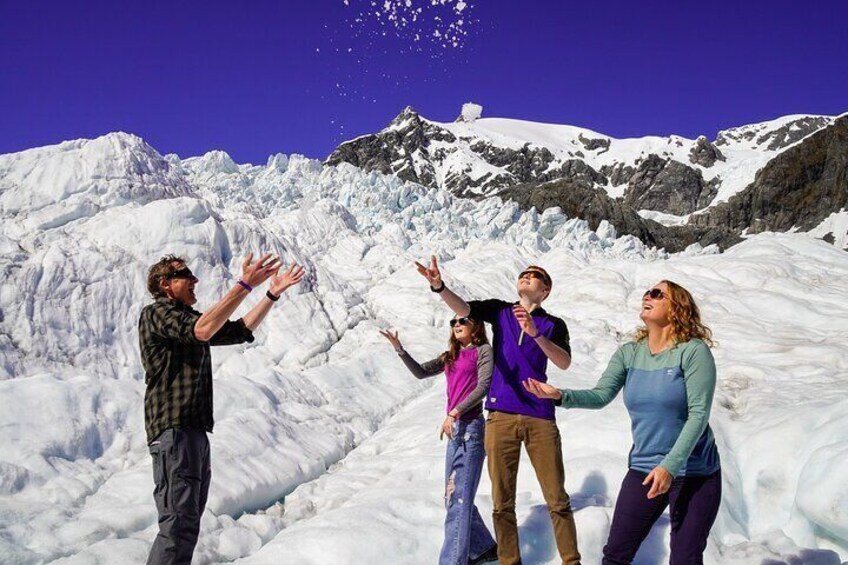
[147,255,187,298]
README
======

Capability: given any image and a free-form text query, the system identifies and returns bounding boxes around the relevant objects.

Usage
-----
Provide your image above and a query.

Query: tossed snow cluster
[344,0,472,50]
[0,133,846,563]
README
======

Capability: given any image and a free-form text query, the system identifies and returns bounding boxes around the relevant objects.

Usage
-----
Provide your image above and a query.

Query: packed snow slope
[0,133,846,564]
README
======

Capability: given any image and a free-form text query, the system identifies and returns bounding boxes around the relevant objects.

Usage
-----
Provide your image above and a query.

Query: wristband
[266,290,280,302]
[237,280,253,292]
[430,282,445,293]
[395,348,405,355]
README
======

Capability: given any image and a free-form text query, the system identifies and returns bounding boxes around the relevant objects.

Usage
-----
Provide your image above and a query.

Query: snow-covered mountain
[328,106,832,207]
[0,131,846,564]
[328,107,847,251]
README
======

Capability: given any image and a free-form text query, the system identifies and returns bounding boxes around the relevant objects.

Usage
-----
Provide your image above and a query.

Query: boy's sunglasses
[518,270,551,286]
[643,288,667,300]
[166,267,196,280]
[449,317,471,327]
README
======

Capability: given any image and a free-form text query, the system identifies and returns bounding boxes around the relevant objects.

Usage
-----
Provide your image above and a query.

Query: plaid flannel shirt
[139,297,254,444]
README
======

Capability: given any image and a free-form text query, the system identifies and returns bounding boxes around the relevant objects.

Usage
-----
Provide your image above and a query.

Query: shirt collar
[156,296,195,312]
[512,301,548,316]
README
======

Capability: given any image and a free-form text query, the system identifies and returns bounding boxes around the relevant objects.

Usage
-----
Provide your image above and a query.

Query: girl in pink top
[380,316,497,565]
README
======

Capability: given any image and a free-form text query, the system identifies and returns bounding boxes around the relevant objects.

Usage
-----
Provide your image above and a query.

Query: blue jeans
[439,416,497,565]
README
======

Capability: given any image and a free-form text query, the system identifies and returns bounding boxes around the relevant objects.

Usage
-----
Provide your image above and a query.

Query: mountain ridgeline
[327,108,845,252]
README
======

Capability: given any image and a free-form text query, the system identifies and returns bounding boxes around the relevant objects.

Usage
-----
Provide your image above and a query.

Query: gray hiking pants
[147,428,211,565]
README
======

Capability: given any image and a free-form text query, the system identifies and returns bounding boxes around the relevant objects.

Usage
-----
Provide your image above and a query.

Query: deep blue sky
[2,1,846,163]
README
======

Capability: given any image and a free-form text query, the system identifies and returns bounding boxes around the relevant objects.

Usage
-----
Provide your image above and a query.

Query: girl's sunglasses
[643,288,667,300]
[449,317,471,327]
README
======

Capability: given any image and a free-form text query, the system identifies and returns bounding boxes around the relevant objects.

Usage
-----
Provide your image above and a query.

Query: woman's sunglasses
[643,288,667,300]
[449,317,471,327]
[166,267,196,280]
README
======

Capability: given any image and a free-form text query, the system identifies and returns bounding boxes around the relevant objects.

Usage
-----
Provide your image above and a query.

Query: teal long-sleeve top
[559,338,720,477]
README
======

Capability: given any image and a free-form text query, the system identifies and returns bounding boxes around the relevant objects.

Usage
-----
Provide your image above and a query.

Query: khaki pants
[485,411,581,565]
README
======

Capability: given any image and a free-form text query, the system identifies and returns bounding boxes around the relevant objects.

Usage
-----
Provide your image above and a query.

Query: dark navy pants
[603,468,721,565]
[147,428,211,565]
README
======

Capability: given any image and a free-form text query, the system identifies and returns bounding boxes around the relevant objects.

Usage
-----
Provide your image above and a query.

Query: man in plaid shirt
[139,253,304,565]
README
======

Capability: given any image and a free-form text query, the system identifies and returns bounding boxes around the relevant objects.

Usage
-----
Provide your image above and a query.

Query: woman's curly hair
[635,280,714,346]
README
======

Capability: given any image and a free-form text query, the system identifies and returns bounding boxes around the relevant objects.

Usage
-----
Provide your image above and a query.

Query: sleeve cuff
[658,460,678,477]
[237,319,255,343]
[554,390,565,407]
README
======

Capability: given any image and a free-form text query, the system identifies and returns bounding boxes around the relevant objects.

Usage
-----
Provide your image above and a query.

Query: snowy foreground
[0,134,846,564]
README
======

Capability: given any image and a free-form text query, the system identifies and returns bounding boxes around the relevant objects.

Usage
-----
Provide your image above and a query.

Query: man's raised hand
[414,255,442,289]
[242,253,282,288]
[269,264,305,296]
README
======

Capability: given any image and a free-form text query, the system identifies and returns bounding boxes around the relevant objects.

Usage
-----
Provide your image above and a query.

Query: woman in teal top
[525,280,721,564]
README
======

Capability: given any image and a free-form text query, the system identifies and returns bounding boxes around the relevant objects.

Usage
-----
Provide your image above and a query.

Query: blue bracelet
[237,280,253,292]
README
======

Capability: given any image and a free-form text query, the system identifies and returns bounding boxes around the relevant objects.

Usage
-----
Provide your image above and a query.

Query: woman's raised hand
[379,329,402,351]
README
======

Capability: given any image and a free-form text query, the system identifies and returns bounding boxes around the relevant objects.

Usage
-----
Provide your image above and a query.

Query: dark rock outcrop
[624,155,717,214]
[690,115,848,234]
[578,133,611,152]
[498,179,741,252]
[600,163,637,187]
[689,136,725,167]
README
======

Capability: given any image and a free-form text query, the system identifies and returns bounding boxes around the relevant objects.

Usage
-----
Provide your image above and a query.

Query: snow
[637,209,691,226]
[1,133,847,564]
[808,209,848,250]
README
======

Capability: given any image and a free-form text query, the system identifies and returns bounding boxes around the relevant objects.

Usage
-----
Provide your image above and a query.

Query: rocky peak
[390,105,424,129]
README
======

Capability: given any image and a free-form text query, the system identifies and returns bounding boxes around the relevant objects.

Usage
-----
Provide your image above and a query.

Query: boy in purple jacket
[416,257,580,565]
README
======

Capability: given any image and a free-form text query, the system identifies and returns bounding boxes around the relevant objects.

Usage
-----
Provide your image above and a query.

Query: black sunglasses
[166,267,196,280]
[518,270,551,286]
[449,317,471,327]
[643,288,667,300]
